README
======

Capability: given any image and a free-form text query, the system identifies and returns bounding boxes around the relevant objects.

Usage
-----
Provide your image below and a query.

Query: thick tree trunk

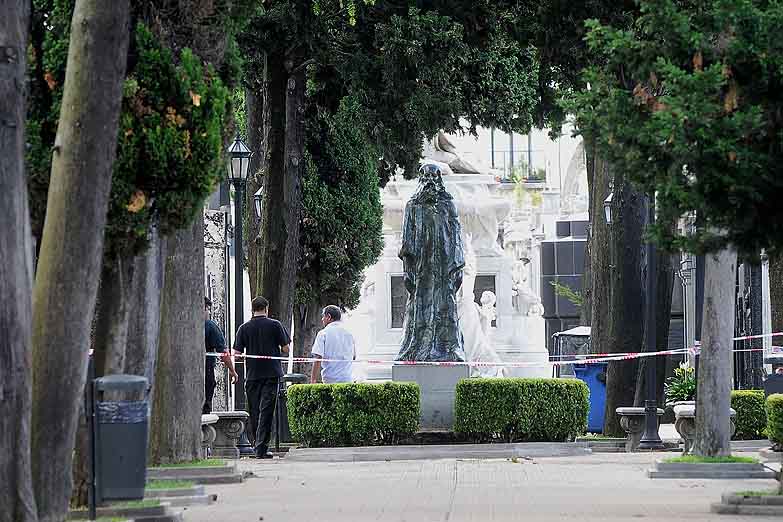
[693,246,737,457]
[124,229,166,383]
[634,249,675,407]
[149,218,204,465]
[245,78,264,296]
[580,138,595,326]
[92,256,135,377]
[30,2,130,520]
[72,251,144,507]
[294,302,323,379]
[770,253,783,335]
[0,3,37,521]
[587,151,611,357]
[257,54,298,330]
[602,176,644,436]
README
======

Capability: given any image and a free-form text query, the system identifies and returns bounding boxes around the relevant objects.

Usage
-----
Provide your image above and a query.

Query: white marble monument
[345,170,551,380]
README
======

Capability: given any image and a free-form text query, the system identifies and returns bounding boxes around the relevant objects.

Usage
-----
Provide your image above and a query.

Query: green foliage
[296,96,384,309]
[572,0,783,254]
[27,5,233,259]
[731,390,768,440]
[287,382,420,447]
[550,281,584,308]
[152,458,225,468]
[766,393,783,446]
[664,455,758,464]
[145,480,195,490]
[664,364,696,406]
[454,378,589,442]
[347,4,540,179]
[107,24,229,258]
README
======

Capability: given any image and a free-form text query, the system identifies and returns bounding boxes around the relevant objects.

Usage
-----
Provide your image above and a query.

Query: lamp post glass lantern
[227,136,252,182]
[253,188,263,219]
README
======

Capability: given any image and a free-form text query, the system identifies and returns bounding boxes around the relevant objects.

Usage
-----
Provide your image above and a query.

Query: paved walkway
[184,452,780,522]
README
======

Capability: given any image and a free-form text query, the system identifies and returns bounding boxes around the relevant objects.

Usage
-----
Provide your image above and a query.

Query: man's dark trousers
[203,364,216,415]
[246,377,278,455]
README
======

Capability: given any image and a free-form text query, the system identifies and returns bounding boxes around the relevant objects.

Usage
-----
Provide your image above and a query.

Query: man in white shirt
[310,305,356,383]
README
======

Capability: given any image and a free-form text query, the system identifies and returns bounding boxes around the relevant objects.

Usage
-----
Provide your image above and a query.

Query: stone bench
[201,413,218,458]
[615,407,664,452]
[674,404,736,454]
[213,411,250,459]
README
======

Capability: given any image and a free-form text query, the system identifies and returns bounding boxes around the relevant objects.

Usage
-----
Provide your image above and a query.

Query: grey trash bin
[93,374,149,503]
[272,373,308,448]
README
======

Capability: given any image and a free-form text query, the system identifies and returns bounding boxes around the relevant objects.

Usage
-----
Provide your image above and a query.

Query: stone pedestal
[392,365,469,430]
[615,407,664,452]
[674,404,735,454]
[201,413,218,458]
[213,411,249,459]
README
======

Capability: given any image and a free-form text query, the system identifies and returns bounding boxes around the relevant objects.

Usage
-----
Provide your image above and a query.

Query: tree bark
[580,138,595,326]
[587,149,611,358]
[124,229,166,384]
[257,54,299,331]
[245,77,264,296]
[693,246,737,457]
[149,218,204,465]
[92,256,135,377]
[294,301,323,379]
[634,250,675,406]
[30,2,130,520]
[770,253,783,335]
[0,2,37,521]
[602,176,644,436]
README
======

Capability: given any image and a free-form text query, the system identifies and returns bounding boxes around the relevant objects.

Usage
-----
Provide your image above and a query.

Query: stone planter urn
[213,411,250,459]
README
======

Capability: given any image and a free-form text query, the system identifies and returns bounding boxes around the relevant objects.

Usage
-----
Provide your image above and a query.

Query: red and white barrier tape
[206,347,690,368]
[202,332,783,369]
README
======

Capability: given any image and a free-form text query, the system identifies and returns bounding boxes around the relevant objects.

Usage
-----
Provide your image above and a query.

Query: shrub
[664,363,696,406]
[767,394,783,447]
[731,390,768,440]
[454,378,589,442]
[287,382,420,447]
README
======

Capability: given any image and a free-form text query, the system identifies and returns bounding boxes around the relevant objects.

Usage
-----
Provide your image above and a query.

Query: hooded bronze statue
[397,164,466,362]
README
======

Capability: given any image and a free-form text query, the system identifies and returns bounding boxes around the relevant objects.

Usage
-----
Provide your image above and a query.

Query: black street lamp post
[639,193,665,449]
[227,137,253,455]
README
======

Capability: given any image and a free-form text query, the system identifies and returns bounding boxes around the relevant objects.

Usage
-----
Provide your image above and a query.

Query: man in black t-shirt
[233,295,291,458]
[204,297,238,414]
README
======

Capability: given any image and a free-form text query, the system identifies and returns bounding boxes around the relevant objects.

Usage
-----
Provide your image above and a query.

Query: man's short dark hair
[323,305,342,321]
[252,296,269,312]
[204,296,212,309]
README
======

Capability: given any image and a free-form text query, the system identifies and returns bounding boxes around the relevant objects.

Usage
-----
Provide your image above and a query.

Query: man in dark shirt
[233,295,291,458]
[204,297,238,414]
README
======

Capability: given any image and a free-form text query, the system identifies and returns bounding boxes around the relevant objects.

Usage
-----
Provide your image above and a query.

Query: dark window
[390,275,406,328]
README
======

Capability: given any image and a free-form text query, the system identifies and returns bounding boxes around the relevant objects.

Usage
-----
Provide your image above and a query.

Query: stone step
[151,473,243,485]
[722,493,783,506]
[155,493,217,508]
[712,502,783,516]
[657,462,769,473]
[129,513,183,522]
[649,459,777,479]
[147,464,237,479]
[145,485,205,498]
[69,502,173,520]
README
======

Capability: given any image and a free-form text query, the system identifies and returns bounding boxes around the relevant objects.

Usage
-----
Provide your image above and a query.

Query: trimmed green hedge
[454,378,589,442]
[731,390,768,440]
[767,393,783,447]
[287,382,420,447]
